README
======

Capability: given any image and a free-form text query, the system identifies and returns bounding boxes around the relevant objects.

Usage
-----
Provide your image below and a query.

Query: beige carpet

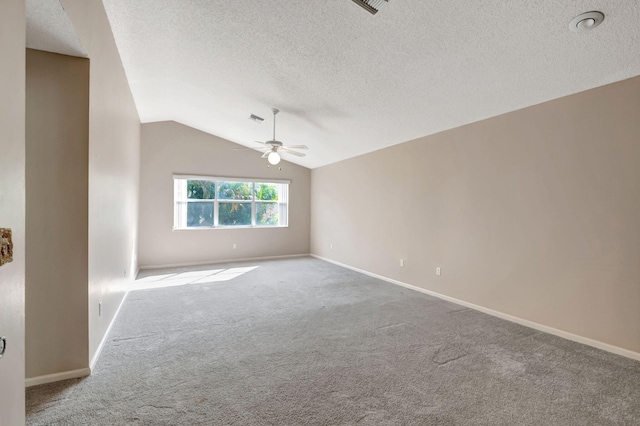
[27,257,640,425]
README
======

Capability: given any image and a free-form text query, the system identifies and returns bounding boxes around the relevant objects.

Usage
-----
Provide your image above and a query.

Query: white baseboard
[90,291,129,371]
[26,286,131,388]
[26,292,130,388]
[311,254,640,362]
[139,253,310,271]
[26,368,91,388]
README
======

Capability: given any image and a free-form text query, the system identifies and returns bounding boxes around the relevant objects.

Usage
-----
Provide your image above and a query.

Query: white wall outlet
[232,243,237,249]
[436,267,441,276]
[330,243,333,250]
[400,259,404,267]
[98,302,102,317]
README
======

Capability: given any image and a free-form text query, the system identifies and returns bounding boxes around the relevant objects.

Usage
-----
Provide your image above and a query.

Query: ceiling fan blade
[253,109,309,161]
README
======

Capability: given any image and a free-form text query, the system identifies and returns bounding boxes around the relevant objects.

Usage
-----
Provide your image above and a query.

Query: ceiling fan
[254,108,308,165]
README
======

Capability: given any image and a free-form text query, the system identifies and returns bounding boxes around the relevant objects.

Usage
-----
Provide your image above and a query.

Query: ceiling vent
[351,0,389,15]
[249,114,264,123]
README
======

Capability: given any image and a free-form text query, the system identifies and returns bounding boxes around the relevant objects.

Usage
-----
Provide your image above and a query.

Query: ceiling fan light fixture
[254,107,307,163]
[268,151,281,165]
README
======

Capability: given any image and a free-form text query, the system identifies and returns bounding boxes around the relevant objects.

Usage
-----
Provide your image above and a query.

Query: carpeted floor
[27,257,640,425]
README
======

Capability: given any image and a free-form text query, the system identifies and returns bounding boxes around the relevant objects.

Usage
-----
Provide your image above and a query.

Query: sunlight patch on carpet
[132,266,259,291]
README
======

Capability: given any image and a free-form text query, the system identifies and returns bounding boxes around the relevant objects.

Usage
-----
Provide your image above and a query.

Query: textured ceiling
[26,0,86,58]
[102,0,640,168]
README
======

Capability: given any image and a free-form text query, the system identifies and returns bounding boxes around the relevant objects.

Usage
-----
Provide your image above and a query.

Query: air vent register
[351,0,389,15]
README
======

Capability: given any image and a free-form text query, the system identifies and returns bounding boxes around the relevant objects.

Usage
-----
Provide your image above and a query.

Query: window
[173,175,289,229]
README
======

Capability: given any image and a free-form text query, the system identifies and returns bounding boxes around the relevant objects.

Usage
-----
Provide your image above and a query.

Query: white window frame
[173,175,290,230]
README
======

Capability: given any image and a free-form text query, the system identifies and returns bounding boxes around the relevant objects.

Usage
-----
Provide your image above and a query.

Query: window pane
[217,181,252,200]
[256,202,278,226]
[187,202,214,227]
[187,180,215,199]
[219,202,251,226]
[255,183,279,201]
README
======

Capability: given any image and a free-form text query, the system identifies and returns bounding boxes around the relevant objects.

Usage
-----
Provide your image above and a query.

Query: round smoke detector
[569,11,605,32]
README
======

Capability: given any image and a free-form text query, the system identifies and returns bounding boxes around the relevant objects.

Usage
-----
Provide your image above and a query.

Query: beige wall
[311,75,640,354]
[0,0,26,422]
[139,121,310,268]
[61,0,141,366]
[26,49,89,378]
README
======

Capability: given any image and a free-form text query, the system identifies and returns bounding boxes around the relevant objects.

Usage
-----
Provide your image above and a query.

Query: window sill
[173,225,289,231]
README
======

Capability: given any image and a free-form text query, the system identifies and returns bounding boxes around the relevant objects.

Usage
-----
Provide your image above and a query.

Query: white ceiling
[46,1,640,168]
[26,0,86,58]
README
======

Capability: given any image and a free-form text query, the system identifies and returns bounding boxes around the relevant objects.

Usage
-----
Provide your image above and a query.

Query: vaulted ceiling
[26,0,86,58]
[28,0,640,168]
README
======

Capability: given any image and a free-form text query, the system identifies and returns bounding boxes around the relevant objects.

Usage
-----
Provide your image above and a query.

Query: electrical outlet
[232,243,237,249]
[436,267,441,276]
[330,243,333,250]
[400,259,404,267]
